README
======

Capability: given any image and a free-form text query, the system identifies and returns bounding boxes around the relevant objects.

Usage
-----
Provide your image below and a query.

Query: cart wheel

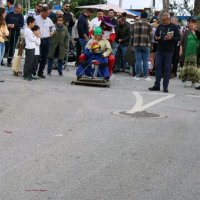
[71,81,74,85]
[107,85,110,88]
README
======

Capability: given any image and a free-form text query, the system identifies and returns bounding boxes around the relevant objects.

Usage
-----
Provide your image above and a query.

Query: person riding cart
[76,40,110,80]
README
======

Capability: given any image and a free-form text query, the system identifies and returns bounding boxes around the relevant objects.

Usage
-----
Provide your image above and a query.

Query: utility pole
[119,0,122,8]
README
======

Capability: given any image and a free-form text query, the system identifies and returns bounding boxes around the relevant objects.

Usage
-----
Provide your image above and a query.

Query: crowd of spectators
[0,0,200,91]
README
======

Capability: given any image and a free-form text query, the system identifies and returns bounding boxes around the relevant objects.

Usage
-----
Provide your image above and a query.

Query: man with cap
[131,11,153,81]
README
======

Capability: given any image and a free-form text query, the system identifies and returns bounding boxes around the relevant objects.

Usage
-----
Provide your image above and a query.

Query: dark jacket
[5,11,24,34]
[77,13,89,39]
[48,25,69,60]
[62,9,75,34]
[115,22,130,47]
[155,23,180,52]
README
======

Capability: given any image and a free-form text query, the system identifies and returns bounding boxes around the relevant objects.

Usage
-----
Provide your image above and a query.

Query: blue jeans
[115,45,127,70]
[135,46,150,77]
[48,58,63,75]
[155,51,173,89]
[79,38,88,53]
[0,42,5,63]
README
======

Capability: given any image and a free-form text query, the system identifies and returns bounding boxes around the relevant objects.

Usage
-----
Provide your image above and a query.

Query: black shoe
[23,76,32,81]
[195,86,200,90]
[38,74,46,79]
[1,61,5,66]
[163,88,168,93]
[13,71,19,76]
[148,85,160,91]
[7,63,11,67]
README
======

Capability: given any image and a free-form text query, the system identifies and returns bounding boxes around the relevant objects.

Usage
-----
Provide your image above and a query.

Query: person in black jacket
[77,9,93,52]
[5,3,24,67]
[114,16,130,72]
[62,1,75,35]
[148,13,180,93]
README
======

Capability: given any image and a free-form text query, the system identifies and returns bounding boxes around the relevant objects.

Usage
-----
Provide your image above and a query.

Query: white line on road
[126,92,143,114]
[188,95,200,98]
[54,134,63,137]
[126,92,176,114]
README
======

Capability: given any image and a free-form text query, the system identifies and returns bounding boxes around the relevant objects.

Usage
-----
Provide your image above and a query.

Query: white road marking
[126,92,143,114]
[54,134,63,137]
[126,92,175,114]
[188,95,200,98]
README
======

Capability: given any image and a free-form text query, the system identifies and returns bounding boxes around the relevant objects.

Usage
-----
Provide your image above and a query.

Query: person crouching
[47,16,69,76]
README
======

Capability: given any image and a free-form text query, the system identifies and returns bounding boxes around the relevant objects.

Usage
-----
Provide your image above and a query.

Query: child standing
[23,16,36,81]
[31,25,41,78]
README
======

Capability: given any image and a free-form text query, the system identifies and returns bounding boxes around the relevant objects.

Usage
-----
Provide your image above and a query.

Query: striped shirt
[132,19,153,47]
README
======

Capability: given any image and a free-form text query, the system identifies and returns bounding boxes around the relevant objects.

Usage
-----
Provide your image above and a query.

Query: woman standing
[0,7,9,82]
[47,16,69,76]
[179,18,200,87]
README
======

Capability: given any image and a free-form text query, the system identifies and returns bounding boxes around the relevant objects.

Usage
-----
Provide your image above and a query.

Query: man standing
[131,11,152,80]
[114,16,130,72]
[24,1,43,24]
[62,1,75,35]
[108,9,116,26]
[149,13,180,93]
[91,9,104,29]
[35,6,54,78]
[5,0,14,14]
[171,16,181,78]
[5,3,24,67]
[77,9,93,52]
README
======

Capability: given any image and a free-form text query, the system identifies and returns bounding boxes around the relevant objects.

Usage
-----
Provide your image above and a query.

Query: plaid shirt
[131,19,153,47]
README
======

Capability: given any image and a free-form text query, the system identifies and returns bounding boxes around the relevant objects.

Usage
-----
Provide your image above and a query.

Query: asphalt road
[0,65,200,200]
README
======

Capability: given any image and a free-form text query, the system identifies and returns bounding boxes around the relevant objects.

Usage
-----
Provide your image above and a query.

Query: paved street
[0,65,200,200]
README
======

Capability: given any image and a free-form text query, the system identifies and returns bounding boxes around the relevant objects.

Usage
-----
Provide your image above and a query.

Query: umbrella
[76,3,136,17]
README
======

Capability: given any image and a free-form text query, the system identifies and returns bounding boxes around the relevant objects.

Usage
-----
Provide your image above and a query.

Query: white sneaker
[133,76,140,80]
[145,77,151,81]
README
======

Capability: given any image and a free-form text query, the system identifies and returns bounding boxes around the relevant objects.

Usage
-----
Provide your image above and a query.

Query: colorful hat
[102,16,115,28]
[91,40,100,49]
[94,27,102,36]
